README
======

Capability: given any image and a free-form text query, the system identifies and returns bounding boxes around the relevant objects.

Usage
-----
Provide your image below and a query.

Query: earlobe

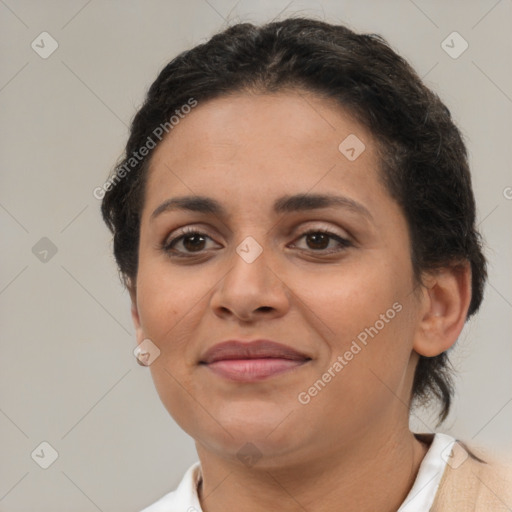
[413,263,472,358]
[130,292,146,345]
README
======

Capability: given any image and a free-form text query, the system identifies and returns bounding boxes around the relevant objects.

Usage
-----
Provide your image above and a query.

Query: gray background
[1,1,511,511]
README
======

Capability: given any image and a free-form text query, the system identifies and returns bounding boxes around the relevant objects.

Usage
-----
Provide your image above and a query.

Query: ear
[129,284,146,345]
[413,262,472,357]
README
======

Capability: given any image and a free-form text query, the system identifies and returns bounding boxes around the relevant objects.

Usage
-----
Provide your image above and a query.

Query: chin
[196,428,304,469]
[193,409,304,460]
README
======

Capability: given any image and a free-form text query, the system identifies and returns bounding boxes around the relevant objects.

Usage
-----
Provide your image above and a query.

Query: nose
[209,241,290,322]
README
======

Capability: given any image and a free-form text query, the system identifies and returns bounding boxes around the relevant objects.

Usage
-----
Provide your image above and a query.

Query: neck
[196,425,430,512]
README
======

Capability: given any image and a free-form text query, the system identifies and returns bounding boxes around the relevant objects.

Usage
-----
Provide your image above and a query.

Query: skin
[130,90,471,512]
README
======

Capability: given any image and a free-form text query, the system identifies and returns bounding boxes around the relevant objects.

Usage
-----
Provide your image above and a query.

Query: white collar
[141,432,455,512]
[140,460,202,512]
[397,432,455,511]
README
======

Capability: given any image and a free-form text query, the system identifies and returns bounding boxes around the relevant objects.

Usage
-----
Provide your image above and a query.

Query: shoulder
[431,438,512,511]
[139,462,202,512]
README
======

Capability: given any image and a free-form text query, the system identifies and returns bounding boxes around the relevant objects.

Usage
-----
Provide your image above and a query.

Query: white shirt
[141,433,456,512]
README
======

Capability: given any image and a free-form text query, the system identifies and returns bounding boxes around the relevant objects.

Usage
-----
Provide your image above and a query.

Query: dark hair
[101,17,487,422]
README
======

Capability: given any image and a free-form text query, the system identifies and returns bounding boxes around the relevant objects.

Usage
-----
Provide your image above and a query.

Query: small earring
[133,339,160,366]
[134,347,151,366]
[136,356,147,366]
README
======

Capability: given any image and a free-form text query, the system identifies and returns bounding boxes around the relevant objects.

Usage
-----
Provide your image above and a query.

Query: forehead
[150,90,367,163]
[142,90,390,220]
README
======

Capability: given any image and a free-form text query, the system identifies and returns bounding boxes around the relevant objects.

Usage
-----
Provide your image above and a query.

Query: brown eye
[163,229,220,257]
[305,232,330,250]
[180,233,207,252]
[292,229,352,254]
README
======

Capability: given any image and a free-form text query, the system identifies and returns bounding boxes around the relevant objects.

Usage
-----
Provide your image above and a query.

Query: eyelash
[161,227,352,258]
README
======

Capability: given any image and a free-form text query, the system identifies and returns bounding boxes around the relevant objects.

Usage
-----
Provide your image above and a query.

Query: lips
[199,339,311,382]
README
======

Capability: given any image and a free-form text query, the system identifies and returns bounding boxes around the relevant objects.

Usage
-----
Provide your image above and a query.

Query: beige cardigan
[427,436,512,511]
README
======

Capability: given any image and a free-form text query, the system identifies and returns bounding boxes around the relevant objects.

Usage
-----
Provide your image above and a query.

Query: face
[132,90,425,467]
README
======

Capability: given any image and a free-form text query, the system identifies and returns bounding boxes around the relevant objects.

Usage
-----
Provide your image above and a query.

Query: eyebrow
[150,193,373,222]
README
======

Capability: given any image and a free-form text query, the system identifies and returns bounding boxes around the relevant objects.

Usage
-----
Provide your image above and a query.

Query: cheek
[295,258,411,342]
[309,266,417,400]
[299,256,417,396]
[136,260,196,350]
[136,264,211,432]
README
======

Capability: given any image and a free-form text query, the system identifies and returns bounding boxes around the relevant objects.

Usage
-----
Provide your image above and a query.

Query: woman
[100,17,512,512]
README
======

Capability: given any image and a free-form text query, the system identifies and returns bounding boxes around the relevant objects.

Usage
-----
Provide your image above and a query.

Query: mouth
[199,339,311,382]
